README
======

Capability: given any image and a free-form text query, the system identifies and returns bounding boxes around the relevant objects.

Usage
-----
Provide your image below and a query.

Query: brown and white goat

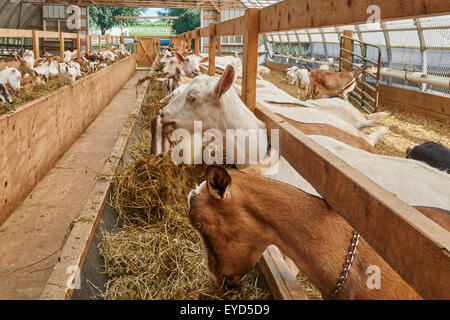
[308,66,377,100]
[188,165,449,299]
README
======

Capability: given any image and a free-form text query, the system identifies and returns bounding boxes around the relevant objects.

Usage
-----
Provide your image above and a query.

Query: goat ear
[15,55,21,61]
[175,51,186,62]
[200,56,209,63]
[206,165,231,200]
[214,64,235,99]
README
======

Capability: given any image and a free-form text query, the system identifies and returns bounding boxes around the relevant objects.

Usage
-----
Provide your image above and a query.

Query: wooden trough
[38,56,307,300]
[0,54,137,226]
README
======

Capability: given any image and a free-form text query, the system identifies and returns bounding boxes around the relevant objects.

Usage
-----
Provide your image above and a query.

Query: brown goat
[308,67,376,100]
[188,165,449,299]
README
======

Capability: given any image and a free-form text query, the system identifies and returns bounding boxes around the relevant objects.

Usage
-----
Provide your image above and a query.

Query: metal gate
[137,37,157,68]
[339,35,382,113]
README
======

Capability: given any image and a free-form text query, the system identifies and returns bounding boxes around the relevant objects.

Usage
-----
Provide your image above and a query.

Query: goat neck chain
[328,230,360,300]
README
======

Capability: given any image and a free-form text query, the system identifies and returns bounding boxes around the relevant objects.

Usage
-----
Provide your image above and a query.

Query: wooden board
[379,85,450,120]
[0,55,137,226]
[137,37,157,68]
[255,104,450,300]
[259,0,450,33]
[242,9,260,112]
[258,246,308,300]
[208,23,217,76]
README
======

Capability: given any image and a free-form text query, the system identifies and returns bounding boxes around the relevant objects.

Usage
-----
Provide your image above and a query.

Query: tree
[89,7,146,35]
[157,8,200,35]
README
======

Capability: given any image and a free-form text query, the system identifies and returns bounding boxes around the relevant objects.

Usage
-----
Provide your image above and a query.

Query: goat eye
[194,222,202,229]
[187,95,195,102]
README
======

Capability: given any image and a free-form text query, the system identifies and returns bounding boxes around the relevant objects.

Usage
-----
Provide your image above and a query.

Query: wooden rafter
[46,0,246,9]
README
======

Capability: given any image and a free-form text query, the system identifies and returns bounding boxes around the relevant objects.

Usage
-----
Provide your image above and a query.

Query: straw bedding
[98,64,271,300]
[262,69,450,157]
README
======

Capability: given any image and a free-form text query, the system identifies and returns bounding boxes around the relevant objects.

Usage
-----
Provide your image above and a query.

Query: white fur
[0,67,21,91]
[309,135,450,210]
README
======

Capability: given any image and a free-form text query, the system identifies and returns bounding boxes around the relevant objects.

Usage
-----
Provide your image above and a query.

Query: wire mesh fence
[266,15,450,96]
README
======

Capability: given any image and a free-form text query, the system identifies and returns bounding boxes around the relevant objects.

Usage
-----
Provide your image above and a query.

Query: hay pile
[99,68,271,300]
[262,69,450,157]
[364,104,449,157]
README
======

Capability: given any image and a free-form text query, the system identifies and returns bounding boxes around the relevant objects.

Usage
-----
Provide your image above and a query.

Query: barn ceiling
[0,0,46,29]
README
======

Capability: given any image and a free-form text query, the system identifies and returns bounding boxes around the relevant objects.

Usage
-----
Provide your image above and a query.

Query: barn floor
[262,69,450,158]
[0,70,146,299]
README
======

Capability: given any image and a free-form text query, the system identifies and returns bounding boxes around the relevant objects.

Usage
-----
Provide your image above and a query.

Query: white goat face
[182,54,202,77]
[162,56,181,78]
[160,65,236,133]
[2,68,21,91]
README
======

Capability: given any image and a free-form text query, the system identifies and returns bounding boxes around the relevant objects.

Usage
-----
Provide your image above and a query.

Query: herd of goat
[0,43,129,104]
[151,47,449,299]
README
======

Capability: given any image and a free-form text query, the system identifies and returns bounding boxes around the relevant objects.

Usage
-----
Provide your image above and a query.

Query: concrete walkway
[0,71,146,299]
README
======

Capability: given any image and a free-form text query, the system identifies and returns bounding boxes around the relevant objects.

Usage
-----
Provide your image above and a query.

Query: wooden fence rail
[176,0,450,299]
[0,28,128,59]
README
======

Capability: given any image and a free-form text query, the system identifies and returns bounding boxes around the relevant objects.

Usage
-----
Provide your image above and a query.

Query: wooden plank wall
[379,85,450,120]
[0,55,137,226]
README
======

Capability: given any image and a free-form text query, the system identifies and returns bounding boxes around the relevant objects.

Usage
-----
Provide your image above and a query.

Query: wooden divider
[0,28,127,58]
[0,55,137,227]
[181,0,450,300]
[208,23,216,76]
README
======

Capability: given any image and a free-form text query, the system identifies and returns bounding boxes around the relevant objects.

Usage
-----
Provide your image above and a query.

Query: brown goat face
[188,166,269,289]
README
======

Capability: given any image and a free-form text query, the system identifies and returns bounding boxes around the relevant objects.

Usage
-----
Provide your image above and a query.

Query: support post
[188,32,192,52]
[208,23,217,76]
[97,35,101,52]
[76,33,80,58]
[242,8,260,113]
[194,27,200,56]
[59,32,64,61]
[32,30,39,58]
[341,30,353,71]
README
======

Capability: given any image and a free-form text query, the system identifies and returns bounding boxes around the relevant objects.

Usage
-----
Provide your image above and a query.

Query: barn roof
[0,0,46,29]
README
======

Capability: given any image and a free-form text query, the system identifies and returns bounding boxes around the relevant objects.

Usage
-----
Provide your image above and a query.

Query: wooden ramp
[0,71,147,300]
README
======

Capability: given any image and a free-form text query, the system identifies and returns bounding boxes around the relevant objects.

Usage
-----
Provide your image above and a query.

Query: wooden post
[242,8,260,113]
[106,35,109,50]
[89,35,92,54]
[194,27,200,56]
[59,32,64,61]
[97,35,101,52]
[208,23,217,76]
[76,33,80,58]
[187,32,192,52]
[134,37,137,54]
[120,34,124,45]
[341,30,353,71]
[32,30,39,58]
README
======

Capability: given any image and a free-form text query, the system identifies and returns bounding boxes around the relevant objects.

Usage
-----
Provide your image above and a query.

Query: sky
[143,8,164,17]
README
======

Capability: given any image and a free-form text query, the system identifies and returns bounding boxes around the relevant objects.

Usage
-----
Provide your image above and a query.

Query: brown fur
[190,167,449,299]
[278,114,378,153]
[308,69,363,99]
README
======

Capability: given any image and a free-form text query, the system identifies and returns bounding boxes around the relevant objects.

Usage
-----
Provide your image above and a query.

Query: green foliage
[157,8,200,35]
[89,6,146,34]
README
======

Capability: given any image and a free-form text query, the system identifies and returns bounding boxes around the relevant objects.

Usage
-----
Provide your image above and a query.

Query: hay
[364,104,450,157]
[99,68,271,300]
[0,74,71,115]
